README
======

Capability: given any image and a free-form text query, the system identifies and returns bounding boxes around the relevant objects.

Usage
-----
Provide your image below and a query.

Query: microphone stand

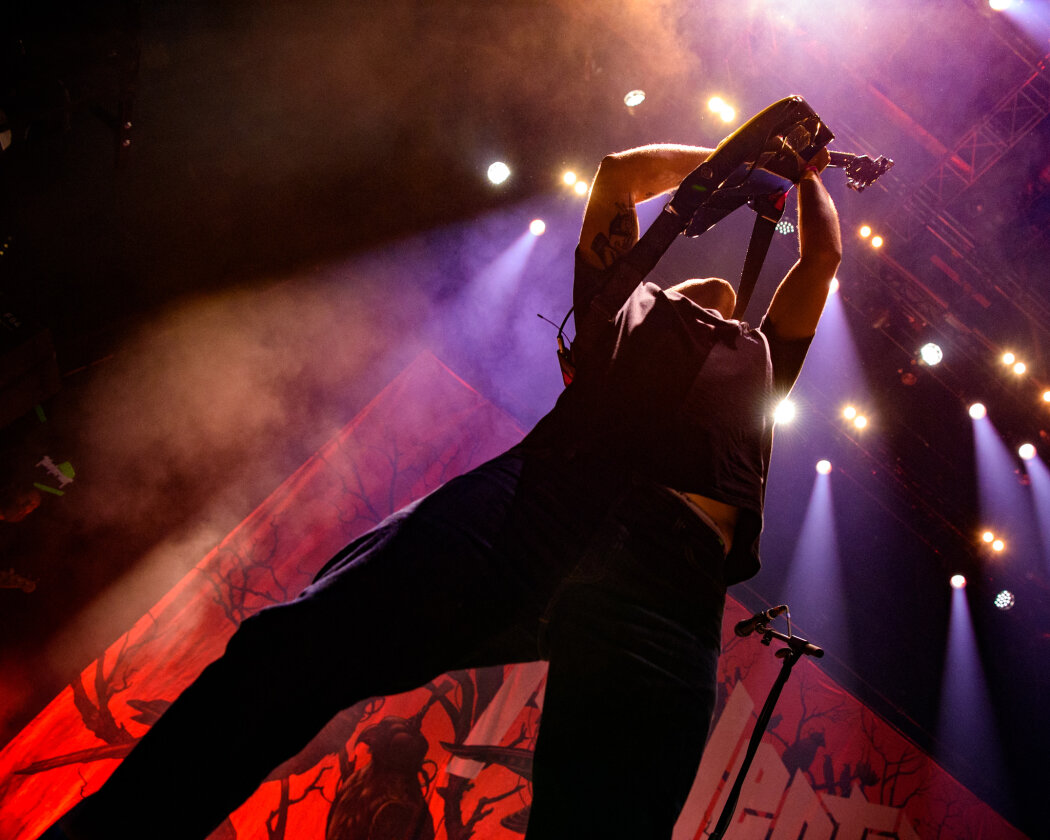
[707,616,824,840]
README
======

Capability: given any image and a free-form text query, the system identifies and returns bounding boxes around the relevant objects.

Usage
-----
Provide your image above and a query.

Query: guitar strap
[732,190,788,321]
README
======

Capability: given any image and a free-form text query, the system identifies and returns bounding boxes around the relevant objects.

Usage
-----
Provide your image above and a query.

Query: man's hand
[800,147,831,179]
[758,141,830,184]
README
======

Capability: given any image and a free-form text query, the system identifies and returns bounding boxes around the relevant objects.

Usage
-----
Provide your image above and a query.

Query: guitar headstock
[843,154,894,192]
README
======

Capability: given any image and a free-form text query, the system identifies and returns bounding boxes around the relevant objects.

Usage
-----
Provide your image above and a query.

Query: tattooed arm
[578,145,715,270]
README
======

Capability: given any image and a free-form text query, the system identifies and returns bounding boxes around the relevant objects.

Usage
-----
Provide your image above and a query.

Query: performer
[41,138,839,840]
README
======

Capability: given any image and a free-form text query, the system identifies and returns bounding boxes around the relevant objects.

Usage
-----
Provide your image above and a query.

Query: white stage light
[919,343,943,365]
[773,399,796,424]
[487,162,511,184]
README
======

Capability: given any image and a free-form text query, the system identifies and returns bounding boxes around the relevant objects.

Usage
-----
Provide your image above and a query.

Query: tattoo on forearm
[590,204,637,267]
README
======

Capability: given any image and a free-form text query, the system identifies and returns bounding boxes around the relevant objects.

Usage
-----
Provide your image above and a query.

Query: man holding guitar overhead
[42,98,845,840]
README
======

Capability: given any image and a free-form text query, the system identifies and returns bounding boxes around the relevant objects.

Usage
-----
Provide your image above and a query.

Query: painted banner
[0,353,1026,839]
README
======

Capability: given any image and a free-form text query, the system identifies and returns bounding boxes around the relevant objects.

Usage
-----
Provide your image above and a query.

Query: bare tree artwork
[859,711,933,810]
[15,615,168,777]
[265,766,331,840]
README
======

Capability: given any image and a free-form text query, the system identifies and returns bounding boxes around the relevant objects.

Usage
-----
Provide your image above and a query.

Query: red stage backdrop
[0,353,1027,840]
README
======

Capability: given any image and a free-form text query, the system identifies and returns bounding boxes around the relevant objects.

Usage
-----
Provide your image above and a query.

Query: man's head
[668,278,737,320]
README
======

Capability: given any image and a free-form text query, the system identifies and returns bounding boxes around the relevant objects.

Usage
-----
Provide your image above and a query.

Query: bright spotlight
[870,235,884,249]
[1013,361,1027,375]
[529,219,546,236]
[992,538,1005,552]
[829,277,839,294]
[919,342,943,365]
[1042,390,1050,403]
[853,415,868,430]
[969,402,987,419]
[773,398,796,424]
[842,405,858,420]
[981,530,995,543]
[816,459,832,475]
[563,171,578,186]
[1002,352,1016,365]
[989,0,1014,10]
[950,574,967,590]
[574,180,588,196]
[706,96,735,122]
[994,590,1015,610]
[859,225,872,238]
[487,161,511,185]
[1019,443,1036,460]
[624,89,646,107]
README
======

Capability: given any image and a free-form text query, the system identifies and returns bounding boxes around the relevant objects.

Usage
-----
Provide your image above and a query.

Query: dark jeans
[58,449,727,840]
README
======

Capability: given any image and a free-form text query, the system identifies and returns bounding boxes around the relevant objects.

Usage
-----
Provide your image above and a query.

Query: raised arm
[578,144,714,270]
[764,154,842,339]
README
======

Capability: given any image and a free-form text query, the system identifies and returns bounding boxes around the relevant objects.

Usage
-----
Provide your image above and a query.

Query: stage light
[950,574,967,589]
[1043,390,1050,403]
[829,277,839,294]
[816,459,832,474]
[1002,352,1016,365]
[529,219,546,236]
[919,342,943,365]
[624,89,646,107]
[981,530,995,543]
[707,96,735,122]
[1012,361,1026,375]
[989,0,1014,10]
[773,398,796,424]
[1019,443,1036,460]
[859,225,872,238]
[775,219,795,235]
[994,590,1015,610]
[487,162,511,185]
[992,538,1005,552]
[574,180,589,196]
[969,402,987,419]
[563,171,578,186]
[870,235,884,248]
[840,406,868,428]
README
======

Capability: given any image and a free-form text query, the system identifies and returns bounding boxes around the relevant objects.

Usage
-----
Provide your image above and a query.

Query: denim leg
[60,450,618,840]
[526,485,727,839]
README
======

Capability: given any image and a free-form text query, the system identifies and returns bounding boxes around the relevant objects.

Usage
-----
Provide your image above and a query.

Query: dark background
[1,1,1048,835]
